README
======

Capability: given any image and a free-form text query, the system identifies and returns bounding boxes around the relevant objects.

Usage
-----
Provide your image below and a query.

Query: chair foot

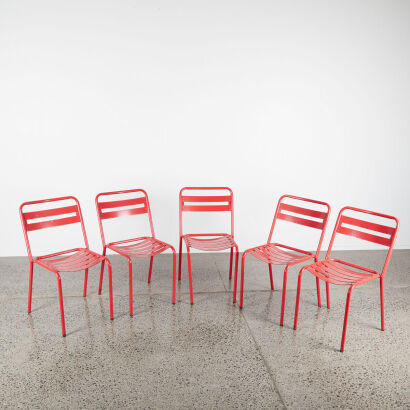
[62,333,66,337]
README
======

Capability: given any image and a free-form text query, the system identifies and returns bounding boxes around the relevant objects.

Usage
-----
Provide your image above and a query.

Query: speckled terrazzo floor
[0,250,409,409]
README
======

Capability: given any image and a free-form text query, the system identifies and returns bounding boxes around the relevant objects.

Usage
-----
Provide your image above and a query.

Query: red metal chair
[178,187,239,304]
[95,189,176,314]
[293,206,399,352]
[234,195,330,326]
[19,196,113,337]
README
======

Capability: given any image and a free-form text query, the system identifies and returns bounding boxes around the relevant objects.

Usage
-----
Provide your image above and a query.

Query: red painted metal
[19,196,113,337]
[293,206,399,352]
[235,195,331,326]
[179,187,238,304]
[96,189,176,314]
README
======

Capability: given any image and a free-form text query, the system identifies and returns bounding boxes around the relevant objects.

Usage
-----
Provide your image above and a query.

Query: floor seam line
[239,308,288,409]
[214,257,229,292]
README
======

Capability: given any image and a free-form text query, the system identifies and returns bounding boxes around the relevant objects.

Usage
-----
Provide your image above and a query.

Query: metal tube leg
[148,256,154,283]
[128,259,133,316]
[268,264,274,290]
[98,246,107,295]
[83,268,89,297]
[293,268,305,330]
[56,275,66,337]
[316,277,321,307]
[28,261,33,313]
[326,282,330,309]
[280,266,289,326]
[178,237,183,281]
[233,248,240,303]
[186,246,194,304]
[380,277,385,331]
[172,248,176,304]
[239,252,247,308]
[340,287,353,352]
[107,260,114,320]
[229,248,233,280]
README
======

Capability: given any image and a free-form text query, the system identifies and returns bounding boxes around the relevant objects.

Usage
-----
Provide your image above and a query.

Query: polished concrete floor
[0,250,409,409]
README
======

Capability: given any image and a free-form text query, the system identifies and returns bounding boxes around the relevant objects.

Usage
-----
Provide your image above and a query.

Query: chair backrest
[179,187,234,237]
[19,196,89,260]
[268,194,331,259]
[326,206,399,276]
[95,189,155,246]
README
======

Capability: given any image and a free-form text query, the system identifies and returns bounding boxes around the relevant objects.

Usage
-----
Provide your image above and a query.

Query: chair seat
[305,259,380,286]
[249,243,313,265]
[183,234,237,251]
[109,237,171,258]
[38,249,104,272]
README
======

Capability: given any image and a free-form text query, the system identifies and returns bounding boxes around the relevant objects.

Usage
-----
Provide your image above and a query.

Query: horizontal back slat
[98,197,146,210]
[278,212,324,230]
[182,195,231,203]
[340,215,395,236]
[279,203,327,220]
[337,225,392,247]
[100,206,148,220]
[23,205,78,220]
[26,215,80,231]
[182,205,231,212]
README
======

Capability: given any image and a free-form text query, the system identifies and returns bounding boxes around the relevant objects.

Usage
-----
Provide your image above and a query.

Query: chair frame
[235,194,331,326]
[293,206,399,352]
[95,189,176,315]
[178,187,239,304]
[19,196,113,337]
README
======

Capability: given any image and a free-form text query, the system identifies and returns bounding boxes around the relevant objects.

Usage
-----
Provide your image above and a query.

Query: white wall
[0,0,409,256]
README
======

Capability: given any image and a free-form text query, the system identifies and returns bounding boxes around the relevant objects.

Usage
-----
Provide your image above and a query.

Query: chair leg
[98,246,107,295]
[83,268,88,297]
[268,264,274,290]
[186,246,194,304]
[147,256,154,283]
[128,258,133,316]
[106,259,114,320]
[380,277,385,331]
[280,266,289,326]
[28,261,33,313]
[293,267,305,330]
[234,245,239,289]
[171,248,176,304]
[56,275,66,337]
[229,248,233,280]
[233,248,240,303]
[340,286,353,352]
[316,277,321,307]
[178,237,183,281]
[239,252,248,308]
[326,282,330,309]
